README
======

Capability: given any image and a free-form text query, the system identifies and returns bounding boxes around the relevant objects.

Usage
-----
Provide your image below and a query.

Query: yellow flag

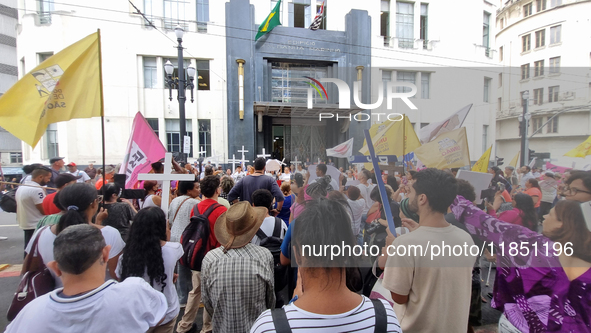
[472,145,492,173]
[564,135,591,157]
[358,116,421,170]
[0,32,103,147]
[509,151,520,168]
[414,127,471,169]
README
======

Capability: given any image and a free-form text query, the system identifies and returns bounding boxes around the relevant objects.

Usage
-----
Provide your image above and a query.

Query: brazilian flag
[255,0,282,40]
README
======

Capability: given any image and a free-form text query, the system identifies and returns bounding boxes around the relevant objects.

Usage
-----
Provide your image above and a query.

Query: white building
[15,0,498,168]
[495,0,591,169]
[0,0,22,168]
[17,0,227,166]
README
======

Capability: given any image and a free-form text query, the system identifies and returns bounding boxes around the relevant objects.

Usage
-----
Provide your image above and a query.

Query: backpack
[256,217,284,265]
[256,217,290,306]
[179,203,222,271]
[0,189,17,213]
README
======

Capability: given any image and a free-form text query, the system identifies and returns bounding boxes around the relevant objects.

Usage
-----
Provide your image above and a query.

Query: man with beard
[382,168,475,333]
[15,167,52,249]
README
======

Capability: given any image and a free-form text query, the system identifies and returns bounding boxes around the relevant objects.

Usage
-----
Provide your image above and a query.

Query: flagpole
[97,29,106,201]
[402,114,406,175]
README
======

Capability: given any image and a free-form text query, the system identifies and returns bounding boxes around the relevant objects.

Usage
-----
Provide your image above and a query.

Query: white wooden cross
[205,149,223,168]
[227,154,242,173]
[137,152,195,215]
[291,156,302,168]
[257,148,271,159]
[237,145,249,168]
[196,147,207,157]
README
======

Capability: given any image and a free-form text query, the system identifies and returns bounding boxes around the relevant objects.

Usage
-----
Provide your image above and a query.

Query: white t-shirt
[251,216,287,245]
[68,170,91,183]
[116,242,184,325]
[26,225,125,288]
[347,198,366,236]
[356,183,376,214]
[5,277,167,333]
[250,296,401,333]
[15,181,46,230]
[279,173,291,182]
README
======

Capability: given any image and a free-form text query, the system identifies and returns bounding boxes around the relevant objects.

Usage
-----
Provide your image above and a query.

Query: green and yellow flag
[472,145,492,173]
[509,151,520,168]
[564,135,591,157]
[0,31,103,147]
[256,0,282,40]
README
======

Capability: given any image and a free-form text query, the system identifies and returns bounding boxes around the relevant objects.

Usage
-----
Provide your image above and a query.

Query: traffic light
[529,149,536,158]
[495,156,504,166]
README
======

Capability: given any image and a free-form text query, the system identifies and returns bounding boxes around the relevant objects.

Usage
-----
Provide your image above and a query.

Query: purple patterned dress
[451,196,591,333]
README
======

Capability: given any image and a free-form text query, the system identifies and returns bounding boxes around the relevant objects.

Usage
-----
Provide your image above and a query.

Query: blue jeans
[176,263,193,305]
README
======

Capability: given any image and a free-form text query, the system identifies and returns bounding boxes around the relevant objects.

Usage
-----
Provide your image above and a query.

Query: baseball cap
[67,162,76,167]
[49,157,65,164]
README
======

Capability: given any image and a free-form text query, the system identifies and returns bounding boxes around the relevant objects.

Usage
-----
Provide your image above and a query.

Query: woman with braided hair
[117,207,183,333]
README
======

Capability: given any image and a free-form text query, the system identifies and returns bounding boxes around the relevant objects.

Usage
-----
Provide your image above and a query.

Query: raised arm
[451,195,557,266]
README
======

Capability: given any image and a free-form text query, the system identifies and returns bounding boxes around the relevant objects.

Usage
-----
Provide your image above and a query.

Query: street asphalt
[0,211,23,331]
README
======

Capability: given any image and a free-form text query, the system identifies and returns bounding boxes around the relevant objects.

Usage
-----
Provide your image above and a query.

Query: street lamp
[519,90,530,166]
[164,25,196,163]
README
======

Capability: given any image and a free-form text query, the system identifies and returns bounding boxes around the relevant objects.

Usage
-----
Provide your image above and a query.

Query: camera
[365,220,387,235]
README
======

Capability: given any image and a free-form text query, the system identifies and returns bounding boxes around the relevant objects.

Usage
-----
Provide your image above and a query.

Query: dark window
[381,5,390,46]
[198,119,211,157]
[522,34,531,52]
[165,119,192,156]
[294,3,310,28]
[420,4,428,49]
[523,2,533,17]
[548,86,559,102]
[146,118,159,137]
[197,60,210,90]
[10,152,22,164]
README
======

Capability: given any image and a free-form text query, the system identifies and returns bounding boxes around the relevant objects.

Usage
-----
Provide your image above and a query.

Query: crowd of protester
[6,158,591,333]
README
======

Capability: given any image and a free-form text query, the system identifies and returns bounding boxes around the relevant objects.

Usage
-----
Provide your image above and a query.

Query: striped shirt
[250,296,401,333]
[202,243,275,333]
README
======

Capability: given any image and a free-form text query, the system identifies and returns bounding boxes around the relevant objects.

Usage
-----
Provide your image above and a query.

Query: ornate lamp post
[164,25,195,163]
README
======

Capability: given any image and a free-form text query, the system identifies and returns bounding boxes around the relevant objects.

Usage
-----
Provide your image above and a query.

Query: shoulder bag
[7,226,56,321]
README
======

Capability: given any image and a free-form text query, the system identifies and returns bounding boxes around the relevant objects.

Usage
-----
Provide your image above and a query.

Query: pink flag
[545,162,571,174]
[119,112,166,188]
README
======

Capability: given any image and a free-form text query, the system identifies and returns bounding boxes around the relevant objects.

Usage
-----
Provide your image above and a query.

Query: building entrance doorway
[271,124,327,164]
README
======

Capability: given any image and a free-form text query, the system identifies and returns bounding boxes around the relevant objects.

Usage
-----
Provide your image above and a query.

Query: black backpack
[256,217,289,306]
[0,189,17,213]
[256,217,284,265]
[179,203,222,271]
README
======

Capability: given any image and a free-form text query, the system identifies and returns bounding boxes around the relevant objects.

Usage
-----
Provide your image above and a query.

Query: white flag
[418,104,472,144]
[326,138,354,158]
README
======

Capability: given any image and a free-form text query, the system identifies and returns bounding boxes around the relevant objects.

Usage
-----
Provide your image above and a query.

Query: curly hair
[306,175,331,199]
[119,207,167,292]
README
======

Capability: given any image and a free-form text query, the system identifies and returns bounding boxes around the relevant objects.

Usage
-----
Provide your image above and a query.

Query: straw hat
[214,201,267,252]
